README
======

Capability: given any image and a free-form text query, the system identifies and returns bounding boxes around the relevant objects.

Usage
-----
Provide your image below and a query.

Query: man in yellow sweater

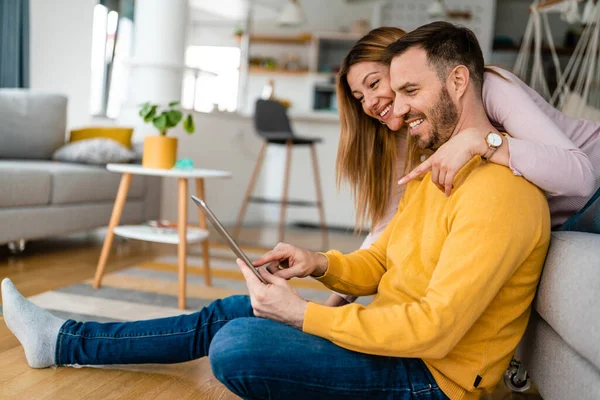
[1,22,549,400]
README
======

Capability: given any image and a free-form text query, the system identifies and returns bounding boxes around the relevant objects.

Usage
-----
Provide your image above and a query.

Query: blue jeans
[56,295,447,400]
[559,186,600,233]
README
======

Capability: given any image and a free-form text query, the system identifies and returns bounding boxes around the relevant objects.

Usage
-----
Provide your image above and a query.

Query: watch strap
[481,145,497,162]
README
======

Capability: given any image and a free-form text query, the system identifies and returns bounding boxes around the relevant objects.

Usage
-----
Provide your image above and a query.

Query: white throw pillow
[52,138,136,165]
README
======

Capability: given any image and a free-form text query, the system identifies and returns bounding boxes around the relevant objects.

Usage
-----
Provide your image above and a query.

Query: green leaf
[139,102,153,118]
[168,101,180,107]
[183,114,195,134]
[143,105,157,122]
[166,110,183,127]
[153,113,168,132]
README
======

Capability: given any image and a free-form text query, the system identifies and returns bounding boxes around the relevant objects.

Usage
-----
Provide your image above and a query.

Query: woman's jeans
[559,186,600,233]
[56,295,447,400]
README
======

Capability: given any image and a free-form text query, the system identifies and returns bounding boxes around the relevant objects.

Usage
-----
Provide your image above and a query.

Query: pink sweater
[361,67,600,249]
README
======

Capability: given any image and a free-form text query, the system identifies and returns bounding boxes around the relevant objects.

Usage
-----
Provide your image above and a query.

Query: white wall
[188,22,240,47]
[29,0,98,130]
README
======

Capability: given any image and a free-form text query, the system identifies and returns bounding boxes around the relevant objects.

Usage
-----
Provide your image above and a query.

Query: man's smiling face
[389,47,459,150]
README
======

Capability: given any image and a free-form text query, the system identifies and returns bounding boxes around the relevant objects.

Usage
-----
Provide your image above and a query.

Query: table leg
[94,173,132,289]
[178,178,188,309]
[279,140,293,243]
[195,178,212,286]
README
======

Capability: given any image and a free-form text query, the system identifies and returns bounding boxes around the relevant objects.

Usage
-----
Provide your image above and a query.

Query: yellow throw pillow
[69,127,133,149]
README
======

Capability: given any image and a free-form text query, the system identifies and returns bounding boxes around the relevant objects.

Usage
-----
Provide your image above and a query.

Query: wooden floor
[0,227,542,399]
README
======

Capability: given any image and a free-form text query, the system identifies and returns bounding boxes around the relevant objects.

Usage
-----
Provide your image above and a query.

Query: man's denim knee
[208,318,261,396]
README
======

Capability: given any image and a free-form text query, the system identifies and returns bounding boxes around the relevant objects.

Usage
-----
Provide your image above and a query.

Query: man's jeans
[56,295,448,400]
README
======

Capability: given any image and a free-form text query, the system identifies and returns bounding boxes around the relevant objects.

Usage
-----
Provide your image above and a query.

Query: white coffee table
[93,164,232,309]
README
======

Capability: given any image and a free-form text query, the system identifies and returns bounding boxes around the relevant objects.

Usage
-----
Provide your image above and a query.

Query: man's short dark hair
[384,21,485,96]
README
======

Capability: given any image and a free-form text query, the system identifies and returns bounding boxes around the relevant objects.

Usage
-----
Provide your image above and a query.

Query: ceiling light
[277,0,305,26]
[427,0,446,18]
[427,0,472,20]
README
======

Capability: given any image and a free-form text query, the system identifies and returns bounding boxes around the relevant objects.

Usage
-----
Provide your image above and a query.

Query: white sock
[1,278,64,368]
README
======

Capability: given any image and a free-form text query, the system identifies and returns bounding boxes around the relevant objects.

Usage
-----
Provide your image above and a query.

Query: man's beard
[410,86,459,150]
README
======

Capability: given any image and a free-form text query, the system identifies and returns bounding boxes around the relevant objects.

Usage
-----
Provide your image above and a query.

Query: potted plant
[138,101,195,169]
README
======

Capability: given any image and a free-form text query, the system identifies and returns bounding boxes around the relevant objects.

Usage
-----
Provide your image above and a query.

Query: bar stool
[234,99,329,250]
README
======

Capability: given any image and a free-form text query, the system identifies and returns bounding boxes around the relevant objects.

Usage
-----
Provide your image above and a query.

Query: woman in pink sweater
[326,27,600,306]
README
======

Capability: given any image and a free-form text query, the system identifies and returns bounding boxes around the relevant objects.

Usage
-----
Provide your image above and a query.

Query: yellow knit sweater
[303,157,550,399]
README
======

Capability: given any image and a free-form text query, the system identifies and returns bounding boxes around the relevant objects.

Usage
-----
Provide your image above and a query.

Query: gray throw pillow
[52,138,135,165]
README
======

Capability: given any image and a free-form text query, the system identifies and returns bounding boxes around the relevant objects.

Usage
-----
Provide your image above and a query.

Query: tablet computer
[191,195,269,284]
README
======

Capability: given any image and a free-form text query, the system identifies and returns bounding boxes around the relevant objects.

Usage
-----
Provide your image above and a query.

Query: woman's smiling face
[346,61,404,132]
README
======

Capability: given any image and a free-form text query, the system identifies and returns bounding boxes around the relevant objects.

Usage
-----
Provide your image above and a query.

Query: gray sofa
[0,89,160,248]
[519,231,600,400]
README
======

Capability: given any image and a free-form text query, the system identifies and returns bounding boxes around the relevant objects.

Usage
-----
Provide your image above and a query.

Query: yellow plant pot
[142,136,178,169]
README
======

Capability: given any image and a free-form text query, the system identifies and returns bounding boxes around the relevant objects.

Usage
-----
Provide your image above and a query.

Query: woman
[325,27,600,307]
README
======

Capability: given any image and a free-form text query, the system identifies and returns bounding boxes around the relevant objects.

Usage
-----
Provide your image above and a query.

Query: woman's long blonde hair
[337,27,423,231]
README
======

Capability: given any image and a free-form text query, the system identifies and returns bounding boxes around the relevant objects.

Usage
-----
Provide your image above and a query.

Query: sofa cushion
[534,231,600,371]
[0,161,52,207]
[0,90,67,159]
[519,310,600,400]
[52,138,136,165]
[0,161,146,206]
[46,162,146,204]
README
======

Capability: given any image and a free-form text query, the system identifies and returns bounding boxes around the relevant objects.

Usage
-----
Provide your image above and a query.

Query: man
[1,22,549,400]
[229,21,550,399]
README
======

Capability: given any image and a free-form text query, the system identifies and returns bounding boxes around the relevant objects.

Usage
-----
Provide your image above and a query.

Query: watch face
[487,133,503,147]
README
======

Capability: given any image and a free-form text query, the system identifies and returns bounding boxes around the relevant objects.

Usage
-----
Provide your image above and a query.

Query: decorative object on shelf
[174,158,194,170]
[138,101,195,169]
[427,0,472,20]
[278,0,305,27]
[260,57,278,70]
[146,219,178,234]
[284,52,301,70]
[260,79,291,109]
[261,79,276,100]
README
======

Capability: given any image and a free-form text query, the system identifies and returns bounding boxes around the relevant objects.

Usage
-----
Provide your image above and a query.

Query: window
[90,4,133,118]
[182,46,241,113]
